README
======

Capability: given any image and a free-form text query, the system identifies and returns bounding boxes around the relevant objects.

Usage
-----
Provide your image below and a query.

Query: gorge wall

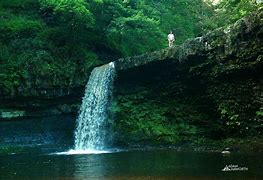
[113,9,263,145]
[0,9,262,145]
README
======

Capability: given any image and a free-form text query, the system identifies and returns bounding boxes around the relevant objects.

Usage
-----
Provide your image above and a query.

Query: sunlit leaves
[39,0,94,27]
[205,0,259,29]
[0,16,43,38]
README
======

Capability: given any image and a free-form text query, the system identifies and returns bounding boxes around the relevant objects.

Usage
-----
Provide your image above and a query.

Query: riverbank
[170,137,263,153]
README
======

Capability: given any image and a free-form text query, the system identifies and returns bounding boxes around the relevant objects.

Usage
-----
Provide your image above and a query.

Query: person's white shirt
[168,33,175,41]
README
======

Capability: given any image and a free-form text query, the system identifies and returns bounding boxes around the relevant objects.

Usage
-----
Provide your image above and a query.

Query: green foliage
[218,103,241,130]
[0,0,38,9]
[1,0,216,95]
[0,0,261,144]
[201,0,259,32]
[208,80,262,137]
[0,16,43,38]
[0,0,104,94]
[256,109,263,117]
[0,0,261,149]
[39,0,94,26]
[149,0,213,42]
[112,90,211,145]
[107,11,163,56]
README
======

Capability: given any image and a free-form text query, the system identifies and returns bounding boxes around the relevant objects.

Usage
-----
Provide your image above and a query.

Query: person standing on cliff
[168,31,175,47]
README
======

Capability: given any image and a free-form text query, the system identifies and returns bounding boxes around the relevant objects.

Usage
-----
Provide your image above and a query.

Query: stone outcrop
[115,9,262,72]
[0,9,262,121]
[113,9,263,145]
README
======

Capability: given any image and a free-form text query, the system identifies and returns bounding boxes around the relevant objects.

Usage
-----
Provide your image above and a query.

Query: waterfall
[74,62,115,151]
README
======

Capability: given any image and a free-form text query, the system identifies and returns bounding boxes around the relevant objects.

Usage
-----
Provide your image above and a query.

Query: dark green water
[0,115,262,179]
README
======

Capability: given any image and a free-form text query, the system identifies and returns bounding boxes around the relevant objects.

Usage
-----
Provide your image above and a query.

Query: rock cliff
[1,7,262,143]
[113,9,263,145]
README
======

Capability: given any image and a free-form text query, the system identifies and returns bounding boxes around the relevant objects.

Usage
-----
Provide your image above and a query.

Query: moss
[256,109,263,117]
[113,10,263,146]
[112,85,216,146]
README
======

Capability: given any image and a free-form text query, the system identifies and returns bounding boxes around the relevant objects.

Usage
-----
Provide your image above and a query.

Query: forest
[0,0,259,96]
[0,1,263,178]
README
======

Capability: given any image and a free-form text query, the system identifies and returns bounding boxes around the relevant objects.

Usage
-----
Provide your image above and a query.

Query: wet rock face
[113,9,263,145]
[0,84,83,120]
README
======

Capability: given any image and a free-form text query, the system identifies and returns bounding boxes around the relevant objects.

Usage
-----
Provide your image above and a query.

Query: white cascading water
[74,62,115,151]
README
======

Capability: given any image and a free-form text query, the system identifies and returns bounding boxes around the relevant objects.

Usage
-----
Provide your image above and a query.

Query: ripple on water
[52,149,121,155]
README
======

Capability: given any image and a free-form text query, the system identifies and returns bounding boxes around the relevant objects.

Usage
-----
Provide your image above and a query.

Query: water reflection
[1,115,263,179]
[73,153,110,178]
[64,150,263,178]
[1,148,263,179]
[0,115,75,153]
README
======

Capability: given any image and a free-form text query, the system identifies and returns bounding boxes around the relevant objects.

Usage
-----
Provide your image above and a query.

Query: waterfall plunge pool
[1,115,263,179]
[55,149,112,155]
